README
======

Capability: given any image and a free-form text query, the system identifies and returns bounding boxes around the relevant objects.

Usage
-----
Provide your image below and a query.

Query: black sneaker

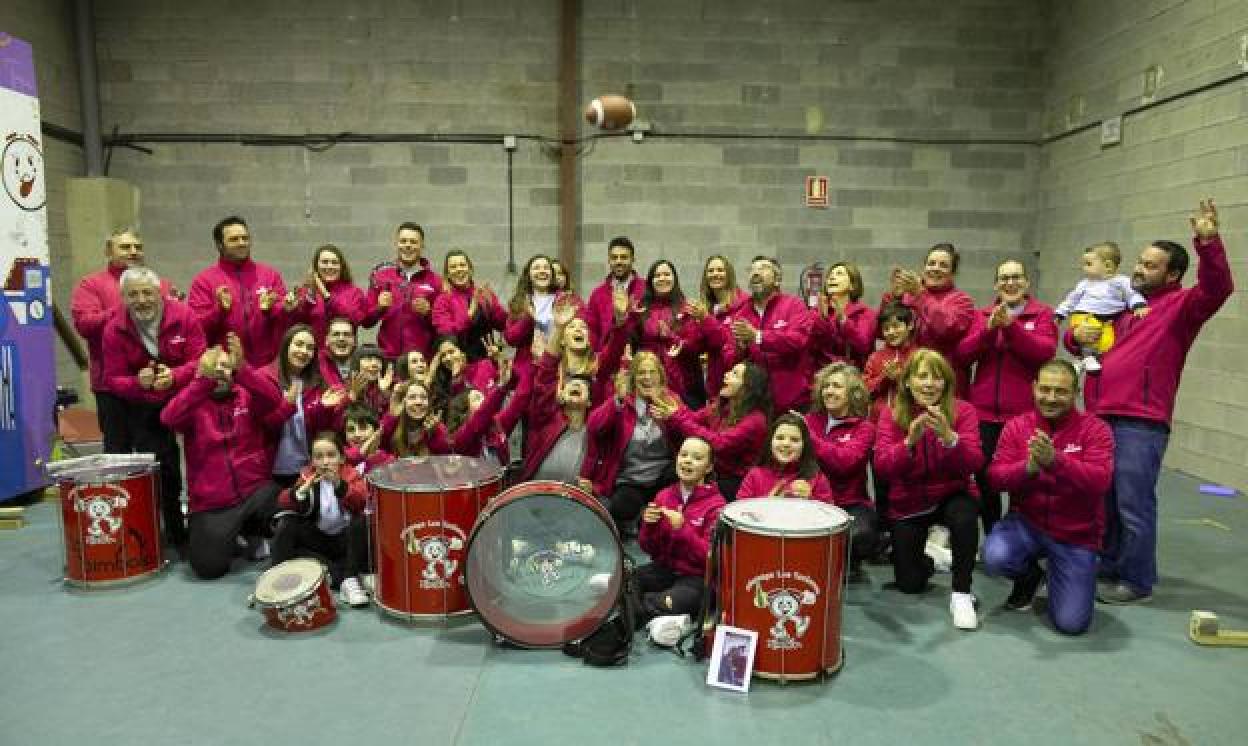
[1005,564,1045,611]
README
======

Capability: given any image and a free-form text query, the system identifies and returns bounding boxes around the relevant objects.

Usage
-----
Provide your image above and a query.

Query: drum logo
[401,521,467,589]
[277,595,327,628]
[747,571,820,651]
[70,486,130,545]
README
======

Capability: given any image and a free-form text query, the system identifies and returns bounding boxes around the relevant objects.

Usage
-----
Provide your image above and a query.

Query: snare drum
[367,455,504,621]
[252,558,337,632]
[464,480,624,648]
[46,454,165,588]
[716,498,850,681]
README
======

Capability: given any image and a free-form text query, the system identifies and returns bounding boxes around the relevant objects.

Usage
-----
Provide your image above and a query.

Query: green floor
[2,468,1245,746]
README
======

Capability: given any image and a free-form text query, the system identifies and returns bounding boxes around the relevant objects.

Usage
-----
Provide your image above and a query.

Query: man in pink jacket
[70,227,176,451]
[1068,199,1233,604]
[101,267,206,551]
[583,236,646,352]
[160,338,287,579]
[729,256,814,413]
[362,222,443,359]
[187,216,288,367]
[984,360,1114,634]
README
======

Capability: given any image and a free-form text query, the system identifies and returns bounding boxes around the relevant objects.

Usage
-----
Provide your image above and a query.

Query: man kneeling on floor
[983,359,1114,635]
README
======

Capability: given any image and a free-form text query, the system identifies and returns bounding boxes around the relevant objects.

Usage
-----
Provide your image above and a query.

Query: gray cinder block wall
[1034,0,1248,492]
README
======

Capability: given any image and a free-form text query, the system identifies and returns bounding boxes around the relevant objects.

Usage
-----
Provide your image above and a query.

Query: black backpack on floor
[573,556,640,667]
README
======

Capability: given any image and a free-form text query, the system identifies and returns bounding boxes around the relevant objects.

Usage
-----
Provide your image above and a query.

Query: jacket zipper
[1142,367,1151,406]
[218,405,242,499]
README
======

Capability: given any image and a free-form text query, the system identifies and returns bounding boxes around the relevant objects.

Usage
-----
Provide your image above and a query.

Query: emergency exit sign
[805,176,829,208]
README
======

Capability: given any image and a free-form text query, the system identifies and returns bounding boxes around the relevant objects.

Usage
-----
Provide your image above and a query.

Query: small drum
[45,454,164,588]
[715,498,850,681]
[251,558,337,632]
[367,455,504,621]
[464,480,624,648]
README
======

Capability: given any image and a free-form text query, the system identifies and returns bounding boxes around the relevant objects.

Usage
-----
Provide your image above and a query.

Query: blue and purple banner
[0,32,54,501]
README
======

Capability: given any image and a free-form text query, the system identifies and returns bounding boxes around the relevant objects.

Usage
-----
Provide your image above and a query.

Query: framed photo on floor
[706,625,758,693]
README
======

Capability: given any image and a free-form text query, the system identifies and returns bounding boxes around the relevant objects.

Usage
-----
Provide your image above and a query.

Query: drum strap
[675,520,726,661]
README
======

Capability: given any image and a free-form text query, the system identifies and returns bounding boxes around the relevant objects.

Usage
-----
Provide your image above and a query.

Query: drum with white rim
[251,558,337,633]
[714,498,850,681]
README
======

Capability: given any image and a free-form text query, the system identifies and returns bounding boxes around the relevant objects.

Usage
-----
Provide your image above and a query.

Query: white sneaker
[588,573,612,594]
[950,592,978,630]
[927,525,951,548]
[647,614,693,648]
[360,573,376,593]
[1081,355,1101,373]
[925,541,953,573]
[340,576,370,608]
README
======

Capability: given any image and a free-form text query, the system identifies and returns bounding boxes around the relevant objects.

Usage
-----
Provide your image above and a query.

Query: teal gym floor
[2,467,1245,746]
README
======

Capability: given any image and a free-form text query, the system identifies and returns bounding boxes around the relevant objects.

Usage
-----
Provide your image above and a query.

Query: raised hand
[137,364,157,389]
[988,303,1011,329]
[789,480,813,499]
[360,428,382,457]
[379,364,394,393]
[613,368,631,400]
[731,319,756,345]
[905,413,930,448]
[642,504,662,524]
[552,297,578,328]
[196,348,221,378]
[663,508,685,530]
[1191,198,1218,239]
[611,288,630,322]
[378,290,394,309]
[152,364,174,391]
[215,286,233,312]
[530,330,547,359]
[258,288,278,312]
[225,332,244,370]
[925,404,954,444]
[412,296,431,316]
[685,300,708,322]
[284,381,301,405]
[321,387,347,409]
[348,372,368,402]
[283,290,300,312]
[389,381,409,416]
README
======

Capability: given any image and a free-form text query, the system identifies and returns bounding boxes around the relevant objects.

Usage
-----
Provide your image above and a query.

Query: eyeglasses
[997,274,1026,283]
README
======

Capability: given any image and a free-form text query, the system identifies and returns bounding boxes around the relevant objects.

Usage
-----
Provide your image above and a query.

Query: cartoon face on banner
[2,133,45,211]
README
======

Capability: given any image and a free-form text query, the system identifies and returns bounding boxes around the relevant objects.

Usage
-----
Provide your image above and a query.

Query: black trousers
[270,513,369,589]
[891,492,979,594]
[187,482,280,580]
[98,392,187,546]
[843,503,880,567]
[635,562,705,624]
[974,421,1006,534]
[716,475,743,503]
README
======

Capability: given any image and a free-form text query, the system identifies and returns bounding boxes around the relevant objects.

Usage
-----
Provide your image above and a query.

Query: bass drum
[464,480,623,648]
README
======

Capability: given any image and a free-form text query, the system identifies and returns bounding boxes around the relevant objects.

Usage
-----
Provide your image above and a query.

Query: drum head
[46,453,157,484]
[367,455,503,491]
[721,498,849,537]
[255,558,325,605]
[464,482,623,648]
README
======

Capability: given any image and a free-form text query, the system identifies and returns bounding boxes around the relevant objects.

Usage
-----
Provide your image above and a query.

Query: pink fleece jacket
[638,483,726,578]
[101,299,206,404]
[188,257,288,367]
[957,297,1057,424]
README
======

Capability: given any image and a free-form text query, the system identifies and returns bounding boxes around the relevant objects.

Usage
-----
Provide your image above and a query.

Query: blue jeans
[983,515,1098,635]
[1103,417,1169,595]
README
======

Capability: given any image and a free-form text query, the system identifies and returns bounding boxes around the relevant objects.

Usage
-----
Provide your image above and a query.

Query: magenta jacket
[276,463,369,516]
[639,483,726,579]
[883,284,976,394]
[956,298,1057,424]
[666,404,767,479]
[432,283,508,358]
[583,393,678,497]
[362,259,443,358]
[988,408,1114,550]
[447,378,513,463]
[1071,234,1233,425]
[502,291,581,393]
[874,400,983,520]
[805,413,875,509]
[585,273,646,354]
[285,279,368,342]
[630,301,729,399]
[729,291,814,413]
[71,264,175,392]
[188,257,288,367]
[517,351,596,483]
[738,463,835,502]
[810,300,878,372]
[704,289,749,396]
[101,299,206,405]
[160,366,287,512]
[263,366,348,446]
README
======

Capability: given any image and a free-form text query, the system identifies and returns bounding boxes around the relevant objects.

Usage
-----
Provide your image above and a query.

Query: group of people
[69,198,1232,636]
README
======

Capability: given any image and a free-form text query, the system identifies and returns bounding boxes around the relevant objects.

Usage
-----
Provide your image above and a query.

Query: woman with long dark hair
[737,412,834,501]
[283,244,367,341]
[269,323,347,487]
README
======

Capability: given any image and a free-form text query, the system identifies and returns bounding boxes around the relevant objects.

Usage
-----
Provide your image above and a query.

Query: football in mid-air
[584,94,636,130]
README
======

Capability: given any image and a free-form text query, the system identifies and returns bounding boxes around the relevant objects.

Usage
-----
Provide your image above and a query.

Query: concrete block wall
[0,0,86,387]
[1034,0,1248,491]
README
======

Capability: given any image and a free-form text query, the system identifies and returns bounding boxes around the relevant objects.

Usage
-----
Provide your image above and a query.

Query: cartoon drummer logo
[2,133,46,211]
[70,486,130,545]
[747,571,821,650]
[401,521,467,589]
[276,594,327,628]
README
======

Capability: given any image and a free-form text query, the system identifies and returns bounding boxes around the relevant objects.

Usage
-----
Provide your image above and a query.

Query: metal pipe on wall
[73,0,104,175]
[557,0,579,278]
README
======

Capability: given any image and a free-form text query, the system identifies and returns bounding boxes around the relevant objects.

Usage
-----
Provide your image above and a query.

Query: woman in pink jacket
[269,324,348,487]
[738,413,834,501]
[636,436,726,626]
[160,338,286,580]
[880,243,977,396]
[698,255,749,397]
[956,260,1057,534]
[874,348,984,630]
[432,250,507,382]
[271,431,372,607]
[655,361,770,502]
[282,244,367,342]
[805,362,878,580]
[810,262,878,372]
[381,379,450,459]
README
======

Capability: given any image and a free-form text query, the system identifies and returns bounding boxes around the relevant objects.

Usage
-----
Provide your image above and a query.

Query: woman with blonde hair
[805,362,878,580]
[811,261,877,371]
[698,254,748,396]
[874,348,983,629]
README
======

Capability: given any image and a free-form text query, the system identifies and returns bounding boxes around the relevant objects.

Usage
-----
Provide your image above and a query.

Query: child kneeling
[271,431,372,607]
[636,436,725,633]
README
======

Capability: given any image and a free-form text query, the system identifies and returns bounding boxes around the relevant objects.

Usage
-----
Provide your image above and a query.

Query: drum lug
[246,594,256,609]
